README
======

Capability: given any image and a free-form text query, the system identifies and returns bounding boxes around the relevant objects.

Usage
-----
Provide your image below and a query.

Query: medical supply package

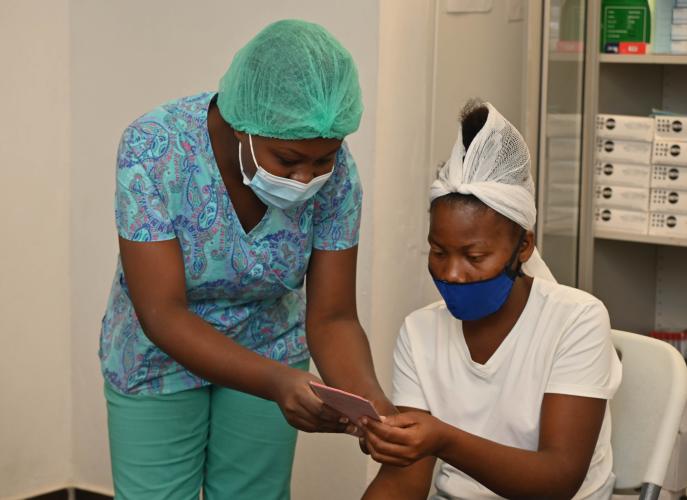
[596,114,655,142]
[596,138,653,164]
[649,212,687,237]
[652,140,687,166]
[651,165,687,190]
[654,116,687,141]
[594,207,649,234]
[650,188,687,214]
[600,0,651,54]
[595,184,650,211]
[595,161,651,188]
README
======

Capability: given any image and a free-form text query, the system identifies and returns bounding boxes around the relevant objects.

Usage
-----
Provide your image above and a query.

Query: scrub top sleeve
[545,301,622,400]
[114,127,176,242]
[391,323,430,411]
[312,142,362,251]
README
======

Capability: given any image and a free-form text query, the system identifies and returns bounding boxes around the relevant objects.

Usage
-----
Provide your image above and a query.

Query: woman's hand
[270,366,354,433]
[361,411,446,467]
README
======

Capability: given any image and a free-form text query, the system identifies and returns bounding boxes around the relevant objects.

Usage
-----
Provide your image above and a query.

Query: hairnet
[217,19,363,140]
[430,102,556,282]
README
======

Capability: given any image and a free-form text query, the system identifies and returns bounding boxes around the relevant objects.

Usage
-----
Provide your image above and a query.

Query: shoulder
[401,300,452,344]
[532,278,607,318]
[118,92,214,169]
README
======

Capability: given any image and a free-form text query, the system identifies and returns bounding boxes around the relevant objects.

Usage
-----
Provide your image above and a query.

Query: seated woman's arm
[363,408,437,500]
[362,394,606,500]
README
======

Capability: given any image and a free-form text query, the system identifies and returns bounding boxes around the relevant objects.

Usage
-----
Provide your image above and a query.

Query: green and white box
[594,207,648,234]
[652,140,687,166]
[650,188,687,214]
[596,114,654,142]
[594,161,651,188]
[595,184,650,211]
[596,138,652,164]
[651,165,687,189]
[649,212,687,238]
[654,116,687,141]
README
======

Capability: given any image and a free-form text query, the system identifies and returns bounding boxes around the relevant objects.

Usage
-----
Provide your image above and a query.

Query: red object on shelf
[618,42,647,55]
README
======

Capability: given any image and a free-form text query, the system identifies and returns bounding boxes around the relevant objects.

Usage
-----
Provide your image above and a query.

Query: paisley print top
[100,92,362,395]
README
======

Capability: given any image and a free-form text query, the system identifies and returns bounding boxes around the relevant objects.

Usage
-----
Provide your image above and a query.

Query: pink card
[309,381,382,423]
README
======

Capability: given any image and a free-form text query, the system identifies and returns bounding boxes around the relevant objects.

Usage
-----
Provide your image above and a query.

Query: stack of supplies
[544,113,581,236]
[673,1,687,53]
[650,115,687,237]
[594,114,654,234]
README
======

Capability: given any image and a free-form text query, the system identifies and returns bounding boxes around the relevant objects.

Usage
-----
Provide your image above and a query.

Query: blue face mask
[432,231,525,321]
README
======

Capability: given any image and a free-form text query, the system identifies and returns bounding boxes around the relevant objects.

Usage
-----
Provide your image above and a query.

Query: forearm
[363,461,435,500]
[438,424,582,500]
[141,305,288,401]
[307,318,384,401]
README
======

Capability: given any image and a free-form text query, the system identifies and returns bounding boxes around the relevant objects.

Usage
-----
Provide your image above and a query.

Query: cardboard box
[594,184,650,211]
[596,138,652,164]
[596,114,654,142]
[594,161,650,188]
[649,212,687,238]
[651,165,687,189]
[594,207,648,234]
[652,140,687,166]
[650,188,687,214]
[654,116,687,141]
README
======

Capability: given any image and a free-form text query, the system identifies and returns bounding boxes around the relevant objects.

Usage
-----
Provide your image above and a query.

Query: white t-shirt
[392,278,623,500]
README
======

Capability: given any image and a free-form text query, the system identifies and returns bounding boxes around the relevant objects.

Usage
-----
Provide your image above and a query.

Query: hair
[431,99,522,239]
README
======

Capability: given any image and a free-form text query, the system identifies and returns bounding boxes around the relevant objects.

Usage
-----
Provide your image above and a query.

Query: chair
[610,329,687,500]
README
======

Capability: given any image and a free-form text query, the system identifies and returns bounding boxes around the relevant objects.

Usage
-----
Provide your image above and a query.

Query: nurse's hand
[271,366,354,434]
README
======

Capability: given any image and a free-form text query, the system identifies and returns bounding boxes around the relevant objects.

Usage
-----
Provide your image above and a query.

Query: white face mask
[238,135,334,210]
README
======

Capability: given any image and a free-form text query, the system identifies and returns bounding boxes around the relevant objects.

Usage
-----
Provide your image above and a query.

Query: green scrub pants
[105,360,308,500]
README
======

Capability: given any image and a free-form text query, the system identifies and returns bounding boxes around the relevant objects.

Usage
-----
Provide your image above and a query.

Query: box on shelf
[595,114,654,142]
[652,140,687,166]
[651,165,687,189]
[675,7,687,24]
[650,188,687,214]
[671,41,687,54]
[600,0,651,54]
[547,114,581,138]
[594,207,648,234]
[654,116,687,141]
[673,24,687,41]
[594,161,651,188]
[649,212,687,238]
[549,138,581,161]
[596,138,652,164]
[594,184,650,211]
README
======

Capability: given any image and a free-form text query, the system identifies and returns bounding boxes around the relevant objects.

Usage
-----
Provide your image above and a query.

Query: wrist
[432,418,455,458]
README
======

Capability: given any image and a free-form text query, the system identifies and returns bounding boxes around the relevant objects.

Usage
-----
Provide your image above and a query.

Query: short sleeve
[312,142,362,250]
[545,301,622,400]
[391,323,430,411]
[115,127,176,242]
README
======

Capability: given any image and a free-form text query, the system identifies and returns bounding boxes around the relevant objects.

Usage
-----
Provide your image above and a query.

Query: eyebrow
[275,145,341,159]
[428,235,490,249]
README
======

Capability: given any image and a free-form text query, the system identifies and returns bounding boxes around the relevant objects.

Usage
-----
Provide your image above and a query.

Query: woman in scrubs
[100,19,392,499]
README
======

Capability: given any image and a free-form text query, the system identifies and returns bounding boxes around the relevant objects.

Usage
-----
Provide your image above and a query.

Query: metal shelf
[599,54,687,65]
[595,229,687,248]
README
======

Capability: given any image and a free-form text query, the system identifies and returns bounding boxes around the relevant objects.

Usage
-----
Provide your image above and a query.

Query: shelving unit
[599,53,687,64]
[595,229,687,249]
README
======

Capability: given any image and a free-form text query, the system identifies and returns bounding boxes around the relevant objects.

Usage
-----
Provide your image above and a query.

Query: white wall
[67,0,379,497]
[0,1,73,498]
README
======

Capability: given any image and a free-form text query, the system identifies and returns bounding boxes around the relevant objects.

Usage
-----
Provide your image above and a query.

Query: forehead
[429,200,515,244]
[261,136,342,155]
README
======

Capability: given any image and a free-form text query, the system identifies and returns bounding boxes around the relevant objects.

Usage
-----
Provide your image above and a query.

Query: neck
[207,99,242,181]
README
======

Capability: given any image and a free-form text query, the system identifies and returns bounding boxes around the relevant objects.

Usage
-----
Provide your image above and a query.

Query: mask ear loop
[505,228,527,280]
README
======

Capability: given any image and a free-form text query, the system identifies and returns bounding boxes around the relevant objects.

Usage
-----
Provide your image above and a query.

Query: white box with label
[650,188,687,214]
[652,140,687,166]
[595,138,652,164]
[594,207,648,234]
[649,212,687,238]
[596,114,654,142]
[594,184,650,211]
[654,115,687,141]
[651,165,687,189]
[594,161,650,188]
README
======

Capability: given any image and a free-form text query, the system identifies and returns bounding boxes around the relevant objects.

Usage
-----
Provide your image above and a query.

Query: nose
[436,258,470,284]
[289,169,317,184]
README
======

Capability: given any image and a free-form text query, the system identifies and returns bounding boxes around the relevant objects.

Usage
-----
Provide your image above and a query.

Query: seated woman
[362,100,622,500]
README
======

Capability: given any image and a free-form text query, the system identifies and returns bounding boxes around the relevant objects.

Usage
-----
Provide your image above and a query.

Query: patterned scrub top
[100,92,362,395]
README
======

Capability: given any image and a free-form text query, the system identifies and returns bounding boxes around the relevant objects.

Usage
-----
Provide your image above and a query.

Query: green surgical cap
[217,19,363,140]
